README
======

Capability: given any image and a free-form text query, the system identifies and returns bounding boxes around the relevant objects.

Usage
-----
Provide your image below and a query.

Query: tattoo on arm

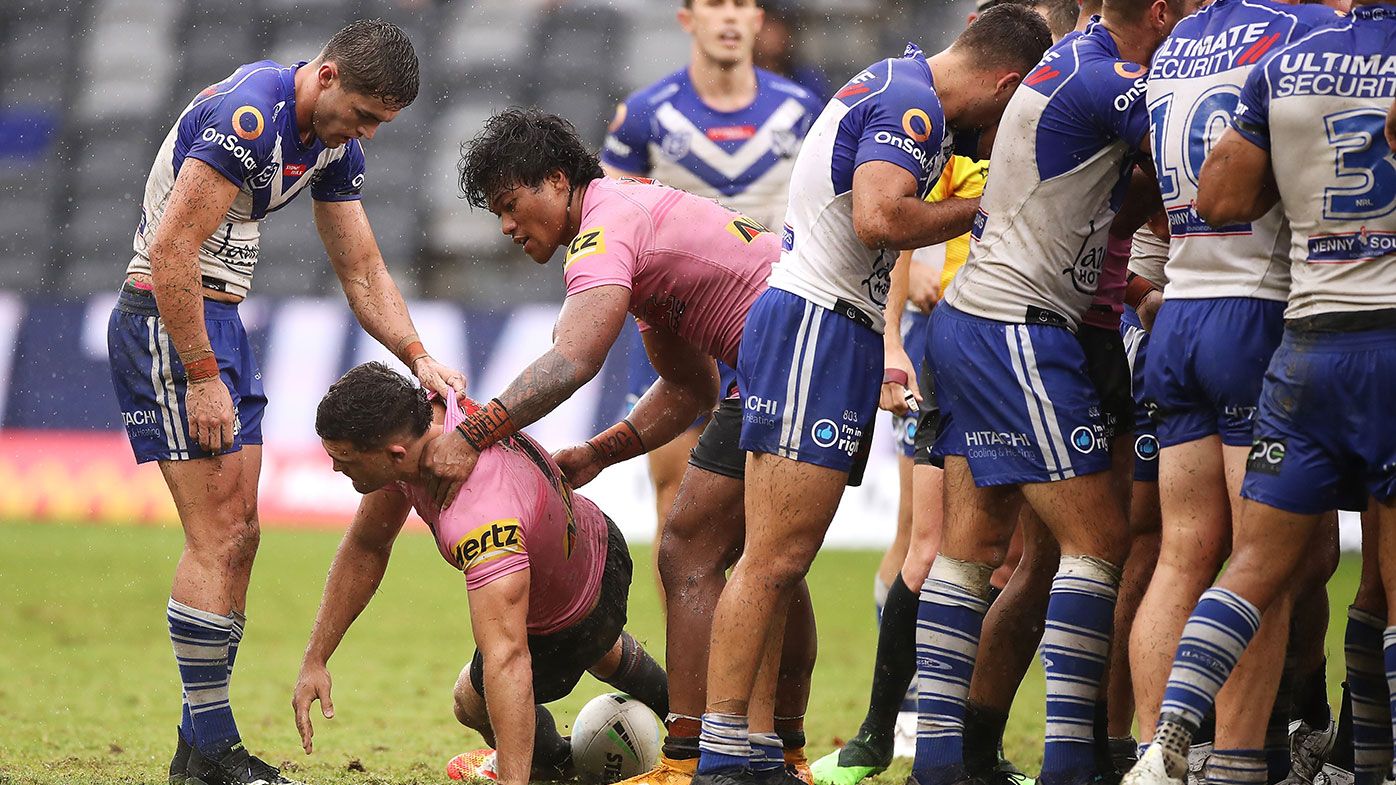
[497,348,589,429]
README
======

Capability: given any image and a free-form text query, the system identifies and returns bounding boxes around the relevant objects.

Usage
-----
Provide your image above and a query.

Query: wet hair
[1103,0,1189,24]
[321,19,420,110]
[457,107,605,210]
[316,362,432,451]
[1037,0,1086,39]
[953,4,1054,75]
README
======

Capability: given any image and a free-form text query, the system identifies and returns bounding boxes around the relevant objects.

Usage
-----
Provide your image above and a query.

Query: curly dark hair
[322,19,419,110]
[316,362,432,451]
[458,108,604,210]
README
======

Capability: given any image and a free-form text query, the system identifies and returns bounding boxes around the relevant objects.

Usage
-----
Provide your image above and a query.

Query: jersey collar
[281,60,319,154]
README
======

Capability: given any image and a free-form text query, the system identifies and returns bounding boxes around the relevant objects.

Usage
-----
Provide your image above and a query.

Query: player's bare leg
[700,454,846,776]
[964,508,1055,785]
[1348,507,1391,785]
[648,428,704,605]
[161,446,262,616]
[1129,437,1238,742]
[878,455,917,597]
[450,668,571,780]
[1283,513,1340,783]
[653,463,817,783]
[1105,477,1160,769]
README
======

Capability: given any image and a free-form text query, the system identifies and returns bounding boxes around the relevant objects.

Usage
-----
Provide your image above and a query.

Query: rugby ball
[570,693,662,783]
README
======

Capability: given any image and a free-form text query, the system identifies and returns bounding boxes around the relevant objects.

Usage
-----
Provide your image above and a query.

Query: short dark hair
[321,19,419,110]
[316,362,432,450]
[1038,0,1084,39]
[458,108,605,211]
[1103,0,1188,24]
[953,4,1054,74]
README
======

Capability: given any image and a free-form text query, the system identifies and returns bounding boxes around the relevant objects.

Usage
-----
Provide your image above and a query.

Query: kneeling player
[292,363,669,785]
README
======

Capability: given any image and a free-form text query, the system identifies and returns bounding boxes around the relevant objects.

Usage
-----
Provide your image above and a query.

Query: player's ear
[677,5,695,34]
[317,61,338,90]
[387,443,410,464]
[995,70,1024,95]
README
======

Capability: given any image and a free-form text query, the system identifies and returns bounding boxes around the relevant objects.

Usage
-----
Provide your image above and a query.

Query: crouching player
[292,363,669,785]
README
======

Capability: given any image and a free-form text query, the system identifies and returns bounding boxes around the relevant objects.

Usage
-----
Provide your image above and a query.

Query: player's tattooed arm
[467,570,535,785]
[294,490,412,754]
[1196,129,1278,227]
[425,285,631,506]
[315,199,468,398]
[148,158,242,452]
[852,161,980,250]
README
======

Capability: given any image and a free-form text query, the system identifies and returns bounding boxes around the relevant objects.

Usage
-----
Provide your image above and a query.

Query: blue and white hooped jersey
[765,44,955,333]
[601,67,823,232]
[945,21,1150,331]
[1232,4,1396,321]
[1148,0,1338,302]
[127,60,366,298]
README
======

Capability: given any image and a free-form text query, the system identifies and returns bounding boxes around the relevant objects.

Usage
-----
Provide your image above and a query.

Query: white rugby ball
[570,692,662,783]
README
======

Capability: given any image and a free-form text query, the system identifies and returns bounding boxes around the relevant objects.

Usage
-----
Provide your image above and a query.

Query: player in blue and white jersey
[689,9,1053,785]
[1125,5,1396,785]
[104,20,465,785]
[910,1,1202,784]
[1123,0,1344,777]
[600,5,824,784]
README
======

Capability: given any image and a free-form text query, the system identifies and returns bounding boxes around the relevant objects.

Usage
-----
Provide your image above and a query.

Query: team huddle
[104,2,1396,785]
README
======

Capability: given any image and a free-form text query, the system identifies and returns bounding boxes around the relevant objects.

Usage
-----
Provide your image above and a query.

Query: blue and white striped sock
[1205,749,1266,785]
[1380,628,1396,785]
[1347,608,1390,785]
[1156,588,1262,759]
[180,608,244,744]
[912,557,993,785]
[749,732,783,774]
[698,712,750,774]
[1040,556,1119,782]
[168,598,240,756]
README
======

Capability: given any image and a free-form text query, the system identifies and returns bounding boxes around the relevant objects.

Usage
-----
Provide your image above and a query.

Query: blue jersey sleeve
[1232,63,1273,151]
[181,96,275,186]
[601,97,653,174]
[311,140,366,202]
[1093,60,1152,152]
[851,60,945,182]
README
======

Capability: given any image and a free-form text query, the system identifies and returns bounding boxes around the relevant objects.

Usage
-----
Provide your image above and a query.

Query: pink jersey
[1081,234,1132,331]
[562,178,780,367]
[388,392,608,636]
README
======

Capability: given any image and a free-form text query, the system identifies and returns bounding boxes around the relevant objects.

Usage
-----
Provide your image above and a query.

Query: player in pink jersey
[292,363,668,785]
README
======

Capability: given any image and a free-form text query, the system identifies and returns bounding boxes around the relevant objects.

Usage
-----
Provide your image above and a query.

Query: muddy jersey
[1232,4,1396,320]
[601,67,822,231]
[765,44,956,333]
[563,178,778,367]
[1148,0,1338,301]
[126,60,365,298]
[945,21,1150,331]
[390,392,609,636]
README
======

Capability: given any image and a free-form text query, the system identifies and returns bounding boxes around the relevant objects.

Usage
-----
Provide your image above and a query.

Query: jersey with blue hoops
[764,44,955,333]
[126,60,366,298]
[601,67,822,232]
[1148,0,1338,301]
[945,20,1150,330]
[1232,4,1396,320]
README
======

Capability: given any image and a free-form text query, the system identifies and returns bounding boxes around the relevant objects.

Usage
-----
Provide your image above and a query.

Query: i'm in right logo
[811,419,838,448]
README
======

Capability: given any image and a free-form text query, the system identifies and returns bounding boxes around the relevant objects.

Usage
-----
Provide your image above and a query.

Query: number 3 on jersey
[1323,109,1396,221]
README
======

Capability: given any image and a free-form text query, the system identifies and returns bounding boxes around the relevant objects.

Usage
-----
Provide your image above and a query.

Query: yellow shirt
[926,156,989,294]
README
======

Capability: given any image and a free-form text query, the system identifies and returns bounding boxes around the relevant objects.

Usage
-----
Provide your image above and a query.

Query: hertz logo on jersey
[726,216,768,244]
[565,227,606,269]
[451,519,525,572]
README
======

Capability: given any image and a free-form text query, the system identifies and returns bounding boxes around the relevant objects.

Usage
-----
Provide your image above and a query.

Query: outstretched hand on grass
[292,663,335,754]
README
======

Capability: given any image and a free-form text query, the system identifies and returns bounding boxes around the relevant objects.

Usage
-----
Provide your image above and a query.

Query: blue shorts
[893,310,932,458]
[624,321,736,423]
[1145,298,1284,448]
[107,286,266,463]
[737,288,882,474]
[1122,307,1159,483]
[1241,327,1396,515]
[929,305,1112,486]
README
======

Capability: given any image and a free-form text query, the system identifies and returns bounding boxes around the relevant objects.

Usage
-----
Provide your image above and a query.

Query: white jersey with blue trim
[764,44,955,334]
[1148,0,1338,302]
[945,21,1151,330]
[127,60,367,298]
[601,67,822,232]
[1232,4,1396,321]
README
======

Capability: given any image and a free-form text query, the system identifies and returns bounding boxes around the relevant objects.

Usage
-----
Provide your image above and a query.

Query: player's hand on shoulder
[412,355,468,398]
[292,661,334,755]
[552,443,604,488]
[186,374,235,453]
[424,430,480,509]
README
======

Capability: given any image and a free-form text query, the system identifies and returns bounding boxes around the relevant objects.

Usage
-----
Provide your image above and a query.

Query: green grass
[0,521,1362,785]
